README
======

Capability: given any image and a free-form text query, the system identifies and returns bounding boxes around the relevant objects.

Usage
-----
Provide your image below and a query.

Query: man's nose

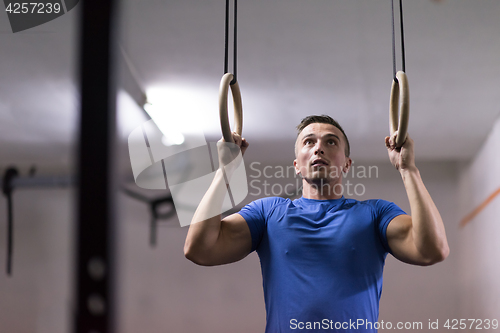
[314,142,324,155]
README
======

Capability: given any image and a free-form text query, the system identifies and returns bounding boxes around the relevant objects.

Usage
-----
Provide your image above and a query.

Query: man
[184,115,449,332]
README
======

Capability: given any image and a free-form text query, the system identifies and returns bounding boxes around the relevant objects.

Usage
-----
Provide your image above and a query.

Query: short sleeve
[374,199,407,254]
[238,197,285,252]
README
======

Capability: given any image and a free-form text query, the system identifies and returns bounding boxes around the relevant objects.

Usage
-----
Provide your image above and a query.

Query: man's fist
[217,132,249,169]
[385,131,416,172]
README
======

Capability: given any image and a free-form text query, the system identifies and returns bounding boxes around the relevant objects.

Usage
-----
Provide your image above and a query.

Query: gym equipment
[218,0,243,143]
[389,0,410,148]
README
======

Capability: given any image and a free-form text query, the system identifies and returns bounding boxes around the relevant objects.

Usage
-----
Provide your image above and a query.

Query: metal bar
[2,167,18,276]
[118,44,150,115]
[74,0,119,332]
[6,193,13,275]
[3,176,75,188]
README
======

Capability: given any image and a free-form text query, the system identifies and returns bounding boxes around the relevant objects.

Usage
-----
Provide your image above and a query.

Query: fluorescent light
[142,85,219,137]
[161,132,185,146]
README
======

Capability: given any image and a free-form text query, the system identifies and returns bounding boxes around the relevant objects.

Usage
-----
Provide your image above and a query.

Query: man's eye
[328,140,336,145]
[305,140,313,145]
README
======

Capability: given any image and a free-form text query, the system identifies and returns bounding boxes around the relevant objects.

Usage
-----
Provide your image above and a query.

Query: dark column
[75,0,119,332]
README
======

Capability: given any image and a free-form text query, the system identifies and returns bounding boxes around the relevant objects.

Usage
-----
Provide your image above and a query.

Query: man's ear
[294,159,301,175]
[343,157,352,174]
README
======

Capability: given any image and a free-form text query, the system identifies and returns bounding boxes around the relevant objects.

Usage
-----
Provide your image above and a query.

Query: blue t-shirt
[239,196,406,333]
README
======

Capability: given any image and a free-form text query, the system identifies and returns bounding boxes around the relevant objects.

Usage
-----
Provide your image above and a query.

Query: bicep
[209,213,253,265]
[386,214,430,266]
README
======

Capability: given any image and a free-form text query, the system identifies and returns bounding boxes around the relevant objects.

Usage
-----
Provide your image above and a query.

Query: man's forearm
[184,168,230,261]
[401,166,449,262]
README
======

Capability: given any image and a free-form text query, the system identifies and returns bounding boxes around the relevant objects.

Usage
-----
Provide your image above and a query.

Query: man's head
[295,115,350,157]
[294,115,352,188]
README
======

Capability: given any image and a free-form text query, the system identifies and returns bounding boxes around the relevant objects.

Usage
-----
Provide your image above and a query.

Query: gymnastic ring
[219,73,243,143]
[389,71,410,148]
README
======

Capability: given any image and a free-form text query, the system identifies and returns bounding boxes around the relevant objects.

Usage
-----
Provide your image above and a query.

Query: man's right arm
[184,134,252,266]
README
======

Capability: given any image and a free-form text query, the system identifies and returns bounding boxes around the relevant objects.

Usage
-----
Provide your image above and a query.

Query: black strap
[224,0,238,84]
[2,167,18,276]
[399,0,406,73]
[391,0,397,79]
[391,0,406,79]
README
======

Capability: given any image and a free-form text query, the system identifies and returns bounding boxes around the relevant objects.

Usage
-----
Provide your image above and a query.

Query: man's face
[294,123,352,183]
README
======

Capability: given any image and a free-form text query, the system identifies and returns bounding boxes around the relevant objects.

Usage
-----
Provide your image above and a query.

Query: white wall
[458,116,500,324]
[0,189,73,333]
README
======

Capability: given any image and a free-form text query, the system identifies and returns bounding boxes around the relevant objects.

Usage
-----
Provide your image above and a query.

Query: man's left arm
[385,133,450,266]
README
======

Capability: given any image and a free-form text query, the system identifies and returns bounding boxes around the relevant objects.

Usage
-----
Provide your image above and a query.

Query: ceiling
[1,0,500,174]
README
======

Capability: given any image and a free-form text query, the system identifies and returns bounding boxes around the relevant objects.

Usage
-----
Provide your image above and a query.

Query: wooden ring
[219,73,243,143]
[389,71,410,148]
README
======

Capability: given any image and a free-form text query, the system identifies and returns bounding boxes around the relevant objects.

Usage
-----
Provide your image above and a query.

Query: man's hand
[217,132,249,168]
[385,131,415,172]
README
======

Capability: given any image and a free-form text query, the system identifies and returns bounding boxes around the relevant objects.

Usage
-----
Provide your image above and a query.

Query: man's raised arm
[385,133,450,266]
[184,133,252,266]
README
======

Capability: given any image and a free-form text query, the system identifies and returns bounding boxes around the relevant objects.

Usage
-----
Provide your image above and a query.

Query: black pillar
[75,0,118,332]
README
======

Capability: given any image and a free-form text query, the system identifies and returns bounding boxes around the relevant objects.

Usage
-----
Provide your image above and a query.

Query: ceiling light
[161,132,185,146]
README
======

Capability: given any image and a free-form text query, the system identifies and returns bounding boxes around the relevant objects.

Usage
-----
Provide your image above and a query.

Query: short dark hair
[296,115,350,157]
